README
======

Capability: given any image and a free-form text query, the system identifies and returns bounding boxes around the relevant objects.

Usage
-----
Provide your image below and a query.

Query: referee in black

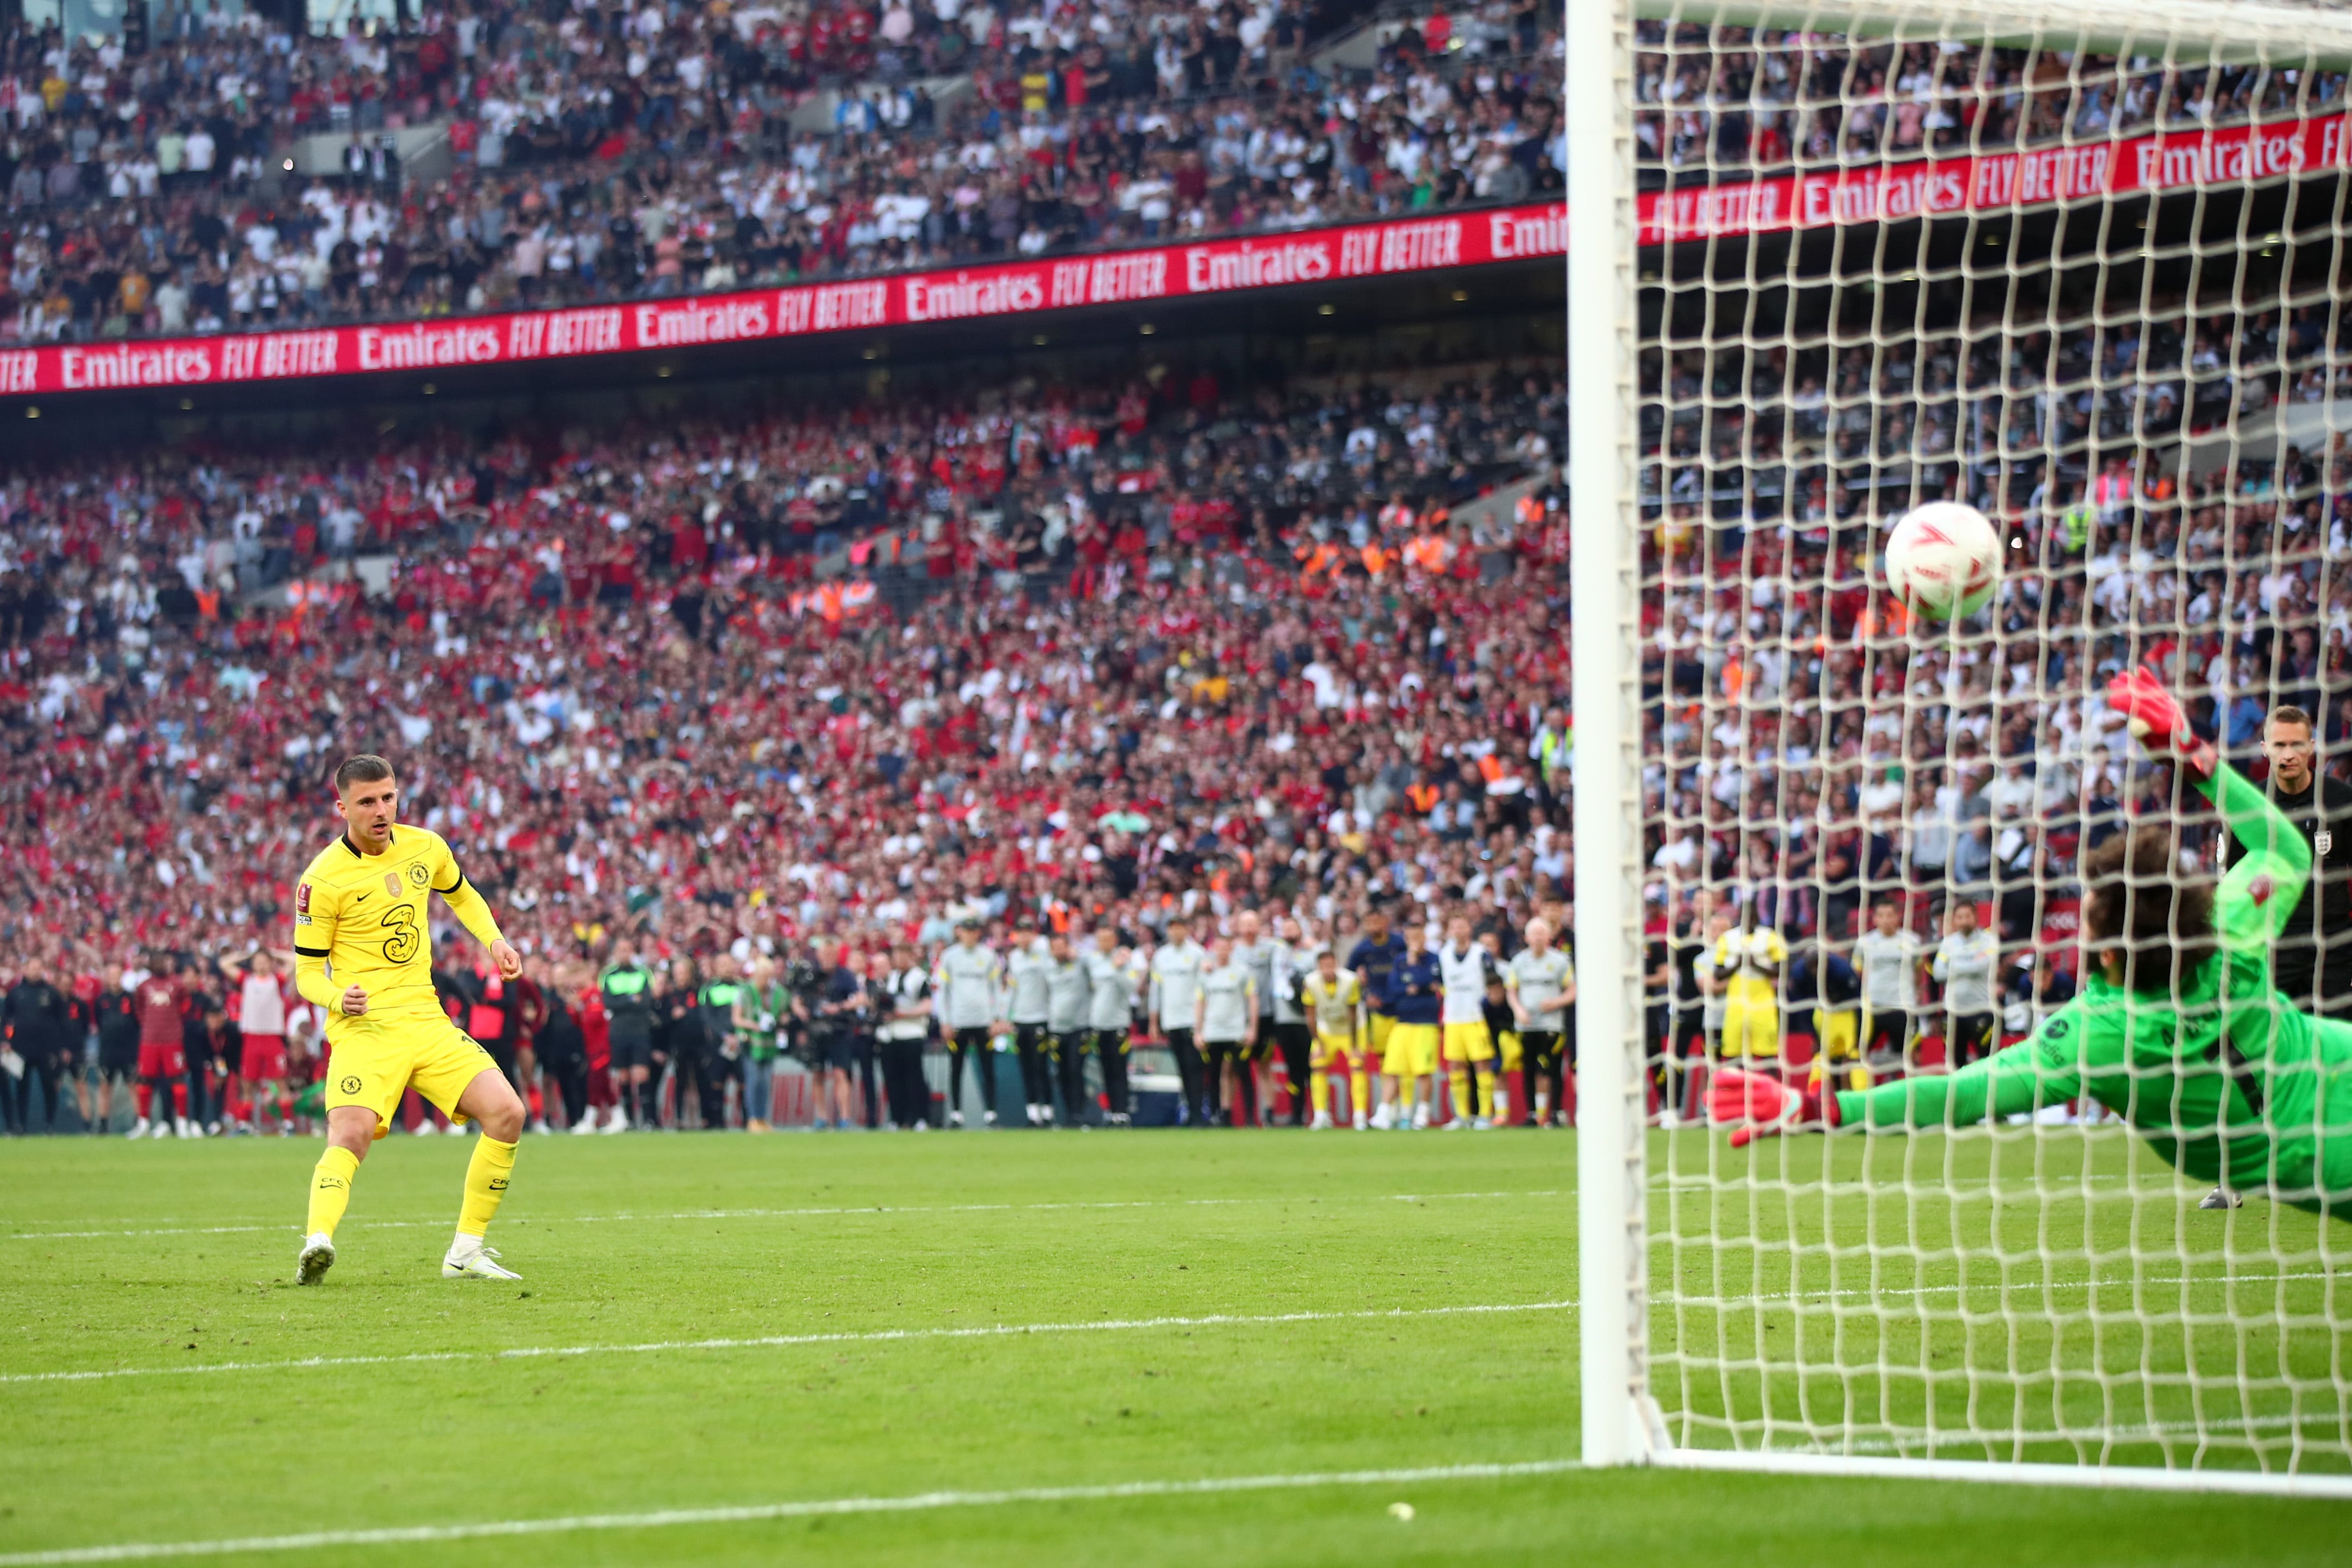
[2206,703,2352,1207]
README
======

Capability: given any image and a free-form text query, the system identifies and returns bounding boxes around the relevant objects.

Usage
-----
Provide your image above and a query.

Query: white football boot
[1309,1109,1334,1129]
[294,1232,336,1286]
[443,1239,522,1280]
[128,1117,150,1139]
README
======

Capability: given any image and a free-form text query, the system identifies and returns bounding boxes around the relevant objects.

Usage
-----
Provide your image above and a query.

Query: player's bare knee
[479,1099,525,1142]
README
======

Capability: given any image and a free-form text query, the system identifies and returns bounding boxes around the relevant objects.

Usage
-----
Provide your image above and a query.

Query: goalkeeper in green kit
[1714,667,2352,1219]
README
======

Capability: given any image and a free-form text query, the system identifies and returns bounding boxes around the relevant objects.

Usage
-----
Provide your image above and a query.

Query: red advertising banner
[2,107,2342,399]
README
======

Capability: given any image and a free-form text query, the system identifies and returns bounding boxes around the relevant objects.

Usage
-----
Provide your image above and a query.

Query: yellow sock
[1350,1070,1369,1117]
[306,1146,359,1239]
[1474,1066,1496,1119]
[1448,1066,1471,1121]
[458,1136,518,1239]
[1849,1065,1871,1094]
[1310,1067,1331,1114]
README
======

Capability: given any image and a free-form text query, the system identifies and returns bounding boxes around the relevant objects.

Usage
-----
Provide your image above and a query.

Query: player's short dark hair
[333,754,396,794]
[2082,823,2217,997]
[2268,706,2315,736]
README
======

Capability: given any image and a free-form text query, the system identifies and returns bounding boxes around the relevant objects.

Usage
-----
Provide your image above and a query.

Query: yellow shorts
[1442,1021,1495,1064]
[1498,1029,1523,1073]
[1383,1022,1439,1077]
[324,1014,499,1133]
[1366,1013,1395,1063]
[1813,1009,1859,1064]
[1720,992,1779,1059]
[1310,1031,1361,1073]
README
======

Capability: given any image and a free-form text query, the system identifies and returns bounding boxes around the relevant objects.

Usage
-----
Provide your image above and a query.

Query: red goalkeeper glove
[1709,1069,1846,1147]
[2104,666,2216,779]
[1709,1068,1802,1148]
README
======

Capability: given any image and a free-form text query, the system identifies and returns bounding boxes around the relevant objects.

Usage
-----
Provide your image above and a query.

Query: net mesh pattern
[1626,1,2352,1474]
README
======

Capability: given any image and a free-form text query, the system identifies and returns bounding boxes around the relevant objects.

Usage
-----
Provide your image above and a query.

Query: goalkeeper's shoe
[1708,1068,1836,1147]
[443,1241,521,1281]
[294,1233,336,1287]
[2199,1187,2244,1211]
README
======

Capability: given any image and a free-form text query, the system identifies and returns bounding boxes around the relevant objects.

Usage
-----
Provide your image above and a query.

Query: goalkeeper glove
[2104,666,2216,779]
[1709,1068,1843,1148]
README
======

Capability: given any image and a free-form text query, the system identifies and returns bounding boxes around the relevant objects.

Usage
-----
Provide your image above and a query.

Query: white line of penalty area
[4,1189,1568,1241]
[0,1299,1580,1386]
[0,1462,1585,1565]
[8,1265,2331,1389]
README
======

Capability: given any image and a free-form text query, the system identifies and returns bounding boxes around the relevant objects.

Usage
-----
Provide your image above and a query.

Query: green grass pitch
[0,1129,2345,1565]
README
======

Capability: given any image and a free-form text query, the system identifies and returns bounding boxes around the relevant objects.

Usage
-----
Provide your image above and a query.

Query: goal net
[1569,0,2352,1492]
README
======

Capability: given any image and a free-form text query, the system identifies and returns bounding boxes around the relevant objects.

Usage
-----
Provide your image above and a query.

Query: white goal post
[1570,0,2352,1496]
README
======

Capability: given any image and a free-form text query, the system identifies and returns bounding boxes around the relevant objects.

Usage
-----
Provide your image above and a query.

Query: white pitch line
[3,1189,1568,1243]
[0,1460,1583,1566]
[0,1299,1578,1387]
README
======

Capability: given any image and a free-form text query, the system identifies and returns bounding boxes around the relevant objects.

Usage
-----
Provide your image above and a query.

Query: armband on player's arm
[293,950,343,1014]
[434,866,508,950]
[293,879,341,1012]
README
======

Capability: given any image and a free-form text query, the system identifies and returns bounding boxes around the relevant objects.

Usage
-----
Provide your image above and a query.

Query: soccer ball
[1883,502,2002,621]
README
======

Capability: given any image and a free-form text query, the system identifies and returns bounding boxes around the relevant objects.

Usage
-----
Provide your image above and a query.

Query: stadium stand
[8,9,2344,346]
[1,0,1563,340]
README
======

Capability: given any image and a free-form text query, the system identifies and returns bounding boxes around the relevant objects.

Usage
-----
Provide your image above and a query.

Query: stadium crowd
[0,0,1566,341]
[6,4,2349,344]
[6,214,2352,1135]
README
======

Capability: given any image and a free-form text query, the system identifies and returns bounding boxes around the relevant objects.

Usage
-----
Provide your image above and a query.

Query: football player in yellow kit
[289,756,529,1286]
[1298,948,1369,1129]
[1710,894,1788,1062]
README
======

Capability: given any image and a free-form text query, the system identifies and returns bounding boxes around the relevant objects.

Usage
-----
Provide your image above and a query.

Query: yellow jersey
[1711,927,1788,1002]
[293,824,502,1042]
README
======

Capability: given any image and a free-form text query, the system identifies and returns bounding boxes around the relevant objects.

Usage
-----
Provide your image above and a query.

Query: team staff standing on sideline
[1196,935,1259,1127]
[290,754,529,1286]
[1267,916,1316,1126]
[878,944,934,1131]
[1006,920,1056,1127]
[1150,915,1209,1127]
[1506,917,1574,1129]
[934,917,1004,1128]
[1933,902,2001,1069]
[1044,931,1093,1125]
[1084,928,1138,1126]
[1855,899,1926,1069]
